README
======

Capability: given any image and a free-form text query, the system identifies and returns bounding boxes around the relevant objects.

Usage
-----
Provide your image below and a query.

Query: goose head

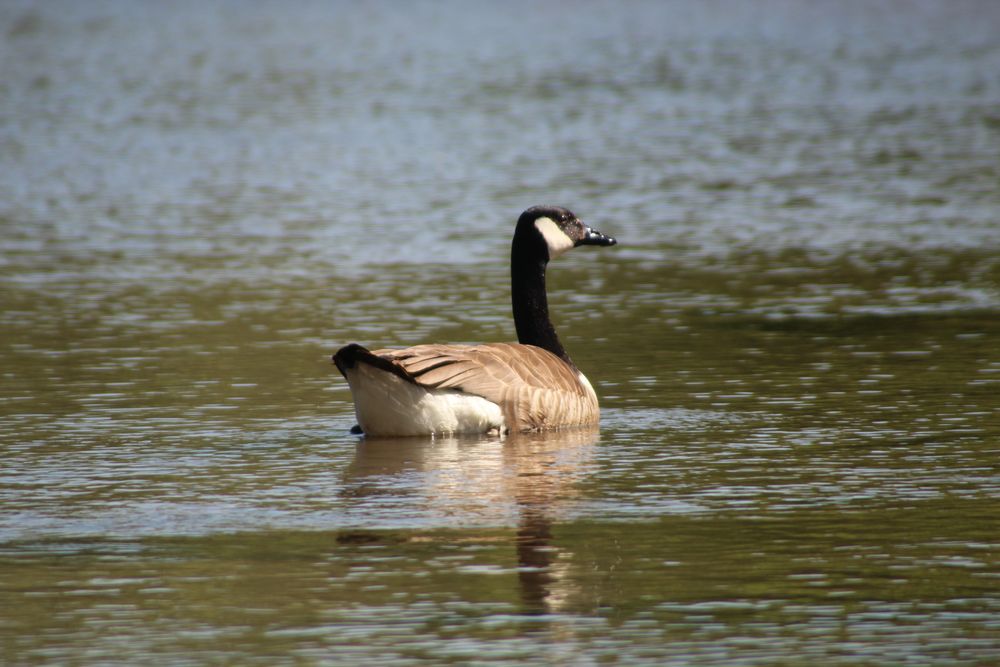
[515,205,617,262]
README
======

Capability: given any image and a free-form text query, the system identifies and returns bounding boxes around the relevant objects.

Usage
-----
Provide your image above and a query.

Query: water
[2,1,999,664]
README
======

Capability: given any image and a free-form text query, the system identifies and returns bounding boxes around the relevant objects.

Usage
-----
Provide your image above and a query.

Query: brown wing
[370,343,599,431]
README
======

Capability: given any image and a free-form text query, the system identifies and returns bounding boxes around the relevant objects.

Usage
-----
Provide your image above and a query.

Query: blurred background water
[1,1,999,664]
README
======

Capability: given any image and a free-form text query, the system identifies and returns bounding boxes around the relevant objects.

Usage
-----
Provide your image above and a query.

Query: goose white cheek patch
[534,217,575,259]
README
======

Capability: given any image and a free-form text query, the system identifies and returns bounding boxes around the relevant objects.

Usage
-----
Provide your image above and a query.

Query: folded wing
[370,343,599,431]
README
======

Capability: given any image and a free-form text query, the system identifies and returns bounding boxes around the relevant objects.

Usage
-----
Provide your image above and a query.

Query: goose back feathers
[335,342,598,436]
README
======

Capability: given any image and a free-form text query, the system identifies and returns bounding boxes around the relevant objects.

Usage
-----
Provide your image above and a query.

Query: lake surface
[2,1,999,664]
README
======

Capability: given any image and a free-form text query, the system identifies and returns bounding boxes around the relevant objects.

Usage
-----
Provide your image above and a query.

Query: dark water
[2,1,999,664]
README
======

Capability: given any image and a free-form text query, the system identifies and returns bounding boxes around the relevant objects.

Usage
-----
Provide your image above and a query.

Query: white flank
[534,217,575,259]
[577,370,598,402]
[344,362,506,436]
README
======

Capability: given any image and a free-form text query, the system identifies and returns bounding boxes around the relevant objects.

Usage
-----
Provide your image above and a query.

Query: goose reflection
[341,426,599,614]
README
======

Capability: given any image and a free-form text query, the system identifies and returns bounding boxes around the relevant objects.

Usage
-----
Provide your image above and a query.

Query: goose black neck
[510,231,573,367]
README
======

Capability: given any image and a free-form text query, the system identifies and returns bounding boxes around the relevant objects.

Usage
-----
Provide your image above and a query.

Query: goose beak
[578,225,617,247]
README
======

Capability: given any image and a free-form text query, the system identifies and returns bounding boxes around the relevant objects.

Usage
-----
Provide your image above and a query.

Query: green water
[2,1,999,664]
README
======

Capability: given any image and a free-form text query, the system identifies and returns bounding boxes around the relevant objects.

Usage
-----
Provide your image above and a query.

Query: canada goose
[333,205,617,436]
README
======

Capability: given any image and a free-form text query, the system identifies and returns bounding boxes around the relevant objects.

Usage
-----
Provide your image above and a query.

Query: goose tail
[333,343,413,383]
[332,343,506,436]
